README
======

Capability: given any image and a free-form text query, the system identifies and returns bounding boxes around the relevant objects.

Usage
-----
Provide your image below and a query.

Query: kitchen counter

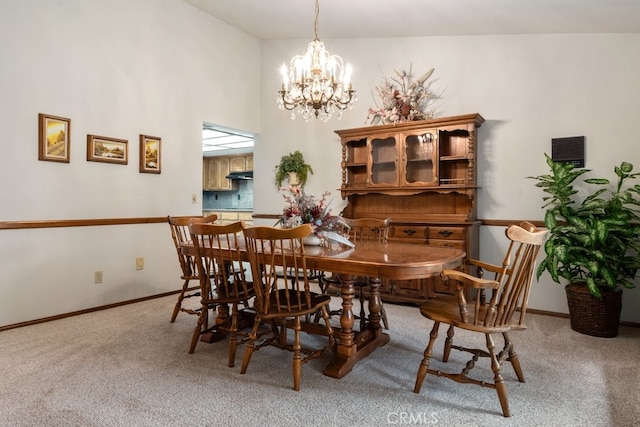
[205,208,253,212]
[203,209,253,226]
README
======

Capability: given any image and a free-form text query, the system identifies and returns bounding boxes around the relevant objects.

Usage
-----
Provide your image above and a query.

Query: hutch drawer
[389,225,428,242]
[428,226,464,240]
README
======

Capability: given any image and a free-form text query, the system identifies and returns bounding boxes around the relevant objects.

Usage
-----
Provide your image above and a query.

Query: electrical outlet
[136,257,144,270]
[95,271,103,284]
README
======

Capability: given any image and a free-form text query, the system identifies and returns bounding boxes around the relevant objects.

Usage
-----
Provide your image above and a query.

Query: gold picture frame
[86,134,128,165]
[38,113,71,163]
[139,134,161,174]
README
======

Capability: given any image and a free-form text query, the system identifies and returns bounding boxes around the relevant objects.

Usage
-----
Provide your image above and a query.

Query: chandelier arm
[277,0,356,121]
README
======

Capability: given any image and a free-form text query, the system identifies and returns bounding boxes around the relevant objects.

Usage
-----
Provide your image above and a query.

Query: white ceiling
[189,0,640,155]
[182,0,640,40]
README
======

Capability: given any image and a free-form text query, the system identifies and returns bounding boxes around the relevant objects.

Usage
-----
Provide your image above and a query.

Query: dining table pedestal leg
[323,275,390,379]
[199,304,231,343]
[366,277,384,336]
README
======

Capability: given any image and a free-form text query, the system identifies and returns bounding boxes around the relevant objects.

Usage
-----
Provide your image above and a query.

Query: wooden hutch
[335,113,484,303]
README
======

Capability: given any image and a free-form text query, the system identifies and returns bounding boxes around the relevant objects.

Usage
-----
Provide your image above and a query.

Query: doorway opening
[201,122,255,218]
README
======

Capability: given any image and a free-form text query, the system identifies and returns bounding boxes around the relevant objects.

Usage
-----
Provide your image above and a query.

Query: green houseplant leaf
[529,153,640,299]
[274,150,314,189]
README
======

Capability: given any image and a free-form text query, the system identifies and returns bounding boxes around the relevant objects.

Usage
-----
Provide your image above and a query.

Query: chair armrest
[468,259,504,276]
[441,269,500,290]
[442,269,500,325]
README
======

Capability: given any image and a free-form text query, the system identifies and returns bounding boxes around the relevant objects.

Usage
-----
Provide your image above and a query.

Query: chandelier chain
[314,0,319,40]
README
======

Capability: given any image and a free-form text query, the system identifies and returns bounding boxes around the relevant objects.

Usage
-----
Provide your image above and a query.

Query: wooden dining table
[181,237,465,379]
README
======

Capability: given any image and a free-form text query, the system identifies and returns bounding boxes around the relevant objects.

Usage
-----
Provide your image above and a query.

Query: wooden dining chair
[167,214,218,322]
[413,221,548,417]
[320,217,392,330]
[188,221,255,366]
[240,224,336,391]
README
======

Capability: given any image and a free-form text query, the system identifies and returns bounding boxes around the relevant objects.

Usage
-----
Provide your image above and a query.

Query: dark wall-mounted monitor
[552,136,585,167]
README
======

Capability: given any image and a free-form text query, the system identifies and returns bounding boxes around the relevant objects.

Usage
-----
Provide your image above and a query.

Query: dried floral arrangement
[277,187,346,234]
[366,64,441,125]
[276,187,353,247]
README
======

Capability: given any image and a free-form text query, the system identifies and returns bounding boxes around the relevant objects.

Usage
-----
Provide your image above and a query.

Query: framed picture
[38,113,71,163]
[86,134,128,165]
[139,134,161,174]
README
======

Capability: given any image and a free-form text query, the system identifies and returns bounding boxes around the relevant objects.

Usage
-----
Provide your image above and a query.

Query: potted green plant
[274,150,313,189]
[529,154,640,337]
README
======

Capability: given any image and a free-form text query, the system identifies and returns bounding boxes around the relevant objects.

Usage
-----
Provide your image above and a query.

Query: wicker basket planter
[565,283,622,338]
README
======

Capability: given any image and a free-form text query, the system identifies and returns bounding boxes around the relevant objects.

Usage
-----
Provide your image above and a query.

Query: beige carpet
[1,294,638,427]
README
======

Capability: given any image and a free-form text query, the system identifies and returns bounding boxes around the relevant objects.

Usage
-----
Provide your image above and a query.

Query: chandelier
[277,0,356,122]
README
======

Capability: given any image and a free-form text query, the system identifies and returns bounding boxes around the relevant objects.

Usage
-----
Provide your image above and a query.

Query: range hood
[226,171,253,180]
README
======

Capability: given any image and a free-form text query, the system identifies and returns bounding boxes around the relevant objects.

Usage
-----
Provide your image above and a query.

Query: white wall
[0,0,261,326]
[256,34,640,323]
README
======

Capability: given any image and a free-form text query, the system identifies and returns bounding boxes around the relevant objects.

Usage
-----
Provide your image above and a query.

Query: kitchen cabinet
[230,156,246,172]
[203,157,231,190]
[336,113,484,302]
[203,154,254,191]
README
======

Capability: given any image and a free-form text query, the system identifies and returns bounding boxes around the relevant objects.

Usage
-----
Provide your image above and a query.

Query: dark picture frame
[139,134,161,174]
[86,134,128,165]
[38,113,71,163]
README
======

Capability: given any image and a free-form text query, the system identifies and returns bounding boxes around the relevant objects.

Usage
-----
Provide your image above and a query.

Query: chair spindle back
[168,214,217,279]
[345,217,391,243]
[243,224,313,315]
[188,221,250,303]
[483,222,548,328]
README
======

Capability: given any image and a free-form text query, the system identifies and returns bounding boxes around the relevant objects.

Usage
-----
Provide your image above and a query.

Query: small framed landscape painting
[38,113,71,163]
[86,134,128,165]
[139,134,161,174]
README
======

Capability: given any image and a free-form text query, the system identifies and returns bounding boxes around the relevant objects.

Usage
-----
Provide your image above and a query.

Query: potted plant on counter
[275,150,314,189]
[529,154,640,337]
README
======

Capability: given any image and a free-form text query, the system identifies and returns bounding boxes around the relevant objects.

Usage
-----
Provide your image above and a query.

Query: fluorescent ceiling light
[202,126,254,153]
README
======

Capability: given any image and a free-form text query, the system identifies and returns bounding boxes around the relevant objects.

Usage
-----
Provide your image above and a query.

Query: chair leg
[486,333,510,417]
[317,273,327,294]
[380,304,389,330]
[312,308,323,324]
[278,322,288,347]
[320,306,336,348]
[443,324,455,362]
[292,316,302,391]
[323,277,343,320]
[239,317,261,374]
[188,307,208,354]
[503,332,525,382]
[228,304,238,367]
[171,278,190,322]
[414,321,440,393]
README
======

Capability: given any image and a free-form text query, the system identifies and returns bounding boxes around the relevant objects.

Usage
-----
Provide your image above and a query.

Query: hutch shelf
[335,113,484,303]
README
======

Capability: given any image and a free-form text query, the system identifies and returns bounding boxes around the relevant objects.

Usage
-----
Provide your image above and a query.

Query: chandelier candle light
[277,0,356,121]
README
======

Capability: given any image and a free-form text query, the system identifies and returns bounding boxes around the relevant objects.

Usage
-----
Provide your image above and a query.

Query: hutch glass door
[370,136,397,185]
[403,131,437,186]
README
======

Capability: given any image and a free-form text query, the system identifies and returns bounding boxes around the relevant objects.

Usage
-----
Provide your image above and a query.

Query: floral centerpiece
[366,64,441,125]
[277,187,352,246]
